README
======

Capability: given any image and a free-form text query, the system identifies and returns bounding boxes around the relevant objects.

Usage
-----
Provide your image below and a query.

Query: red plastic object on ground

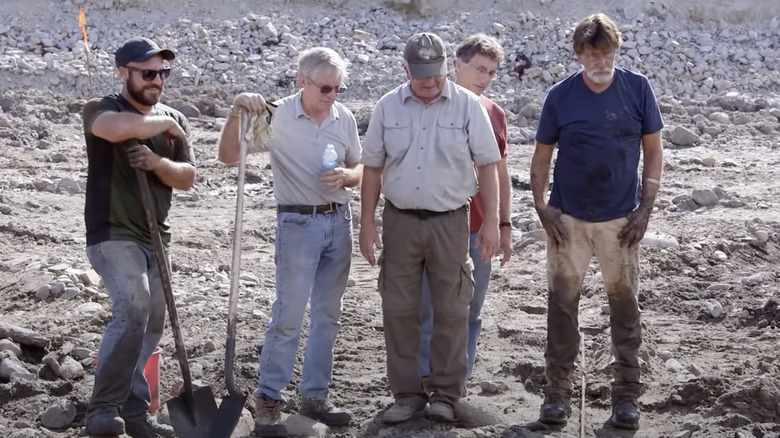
[91,346,163,412]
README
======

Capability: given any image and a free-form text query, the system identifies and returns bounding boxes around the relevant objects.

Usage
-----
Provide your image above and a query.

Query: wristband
[499,222,512,229]
[643,177,660,186]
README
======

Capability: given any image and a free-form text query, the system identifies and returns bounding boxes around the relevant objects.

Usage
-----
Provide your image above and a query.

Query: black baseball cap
[115,37,175,67]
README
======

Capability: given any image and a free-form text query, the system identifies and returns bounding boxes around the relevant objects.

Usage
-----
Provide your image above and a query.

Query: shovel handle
[134,163,195,397]
[224,109,249,395]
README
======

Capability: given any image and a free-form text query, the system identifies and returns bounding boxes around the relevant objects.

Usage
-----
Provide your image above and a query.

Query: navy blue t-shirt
[535,68,664,222]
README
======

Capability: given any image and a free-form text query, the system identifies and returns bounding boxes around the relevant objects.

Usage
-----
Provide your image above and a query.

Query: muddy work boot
[255,394,288,437]
[539,393,571,425]
[427,401,455,423]
[300,397,352,427]
[610,396,640,430]
[85,407,125,436]
[124,413,175,438]
[382,399,427,424]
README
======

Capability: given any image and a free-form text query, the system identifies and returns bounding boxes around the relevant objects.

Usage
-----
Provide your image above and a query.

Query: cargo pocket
[376,251,386,297]
[458,258,475,304]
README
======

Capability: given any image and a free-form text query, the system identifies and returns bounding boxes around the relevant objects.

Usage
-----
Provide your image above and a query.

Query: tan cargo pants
[544,214,642,398]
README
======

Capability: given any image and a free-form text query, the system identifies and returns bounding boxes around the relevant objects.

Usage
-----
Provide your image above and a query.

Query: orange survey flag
[78,7,90,52]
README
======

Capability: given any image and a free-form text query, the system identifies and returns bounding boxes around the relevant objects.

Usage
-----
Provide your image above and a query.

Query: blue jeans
[254,204,352,401]
[419,232,491,380]
[86,240,167,420]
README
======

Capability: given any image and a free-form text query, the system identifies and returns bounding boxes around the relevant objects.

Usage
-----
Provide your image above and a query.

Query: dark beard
[127,76,161,106]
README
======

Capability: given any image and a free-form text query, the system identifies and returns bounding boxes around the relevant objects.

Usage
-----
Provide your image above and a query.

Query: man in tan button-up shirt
[359,32,501,425]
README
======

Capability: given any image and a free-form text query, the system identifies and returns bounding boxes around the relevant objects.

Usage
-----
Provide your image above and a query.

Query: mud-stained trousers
[544,214,642,399]
[379,202,473,408]
[85,240,167,421]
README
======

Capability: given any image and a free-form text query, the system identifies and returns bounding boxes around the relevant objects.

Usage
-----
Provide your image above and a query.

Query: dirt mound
[740,298,780,329]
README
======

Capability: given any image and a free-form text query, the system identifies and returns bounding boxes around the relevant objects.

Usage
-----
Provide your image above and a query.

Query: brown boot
[255,394,287,437]
[300,397,352,427]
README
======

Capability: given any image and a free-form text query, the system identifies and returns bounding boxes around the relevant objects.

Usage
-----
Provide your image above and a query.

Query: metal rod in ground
[579,334,586,438]
[84,50,94,97]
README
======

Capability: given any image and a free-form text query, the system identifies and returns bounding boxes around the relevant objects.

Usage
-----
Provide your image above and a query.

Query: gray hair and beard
[586,66,615,84]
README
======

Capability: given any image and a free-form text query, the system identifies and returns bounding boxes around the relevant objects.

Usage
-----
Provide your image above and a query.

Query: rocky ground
[2,0,780,438]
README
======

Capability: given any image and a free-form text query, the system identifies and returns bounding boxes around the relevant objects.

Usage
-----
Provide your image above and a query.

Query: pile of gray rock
[0,0,779,111]
[33,263,105,306]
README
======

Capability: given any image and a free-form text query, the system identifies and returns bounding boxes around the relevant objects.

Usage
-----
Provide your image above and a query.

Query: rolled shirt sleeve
[360,101,387,168]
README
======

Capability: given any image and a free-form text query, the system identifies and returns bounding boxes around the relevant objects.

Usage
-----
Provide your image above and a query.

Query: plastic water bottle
[321,144,338,170]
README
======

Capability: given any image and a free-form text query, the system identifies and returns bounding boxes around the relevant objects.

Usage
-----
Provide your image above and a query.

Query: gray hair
[298,47,349,83]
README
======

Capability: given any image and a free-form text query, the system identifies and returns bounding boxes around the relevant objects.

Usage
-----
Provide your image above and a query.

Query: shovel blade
[167,386,219,438]
[208,392,249,438]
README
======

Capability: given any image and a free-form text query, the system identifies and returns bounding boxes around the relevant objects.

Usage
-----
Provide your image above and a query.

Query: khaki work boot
[300,397,352,427]
[382,400,426,424]
[255,394,288,437]
[427,401,455,423]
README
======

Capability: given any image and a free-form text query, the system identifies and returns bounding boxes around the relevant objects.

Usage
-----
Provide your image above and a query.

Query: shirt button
[422,127,426,130]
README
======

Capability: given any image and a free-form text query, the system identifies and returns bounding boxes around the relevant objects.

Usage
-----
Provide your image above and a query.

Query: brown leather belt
[277,203,339,215]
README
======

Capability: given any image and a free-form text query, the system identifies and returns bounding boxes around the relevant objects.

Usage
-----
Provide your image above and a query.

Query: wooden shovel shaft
[579,335,586,438]
[224,109,249,394]
[134,165,195,397]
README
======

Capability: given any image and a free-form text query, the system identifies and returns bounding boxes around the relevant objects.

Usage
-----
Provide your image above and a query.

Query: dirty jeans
[544,214,642,399]
[379,203,473,407]
[255,205,352,402]
[419,232,489,380]
[86,240,167,420]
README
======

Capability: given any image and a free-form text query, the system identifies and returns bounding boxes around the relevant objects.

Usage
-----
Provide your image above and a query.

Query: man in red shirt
[419,33,512,382]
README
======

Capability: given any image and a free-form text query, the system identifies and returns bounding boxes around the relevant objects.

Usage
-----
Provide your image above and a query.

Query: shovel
[208,110,251,437]
[133,160,218,438]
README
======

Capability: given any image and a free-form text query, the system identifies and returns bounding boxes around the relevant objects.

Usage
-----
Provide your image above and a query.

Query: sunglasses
[126,66,172,81]
[308,78,347,94]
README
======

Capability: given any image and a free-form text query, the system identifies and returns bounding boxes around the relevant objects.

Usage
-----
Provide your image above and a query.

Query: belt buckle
[319,203,335,214]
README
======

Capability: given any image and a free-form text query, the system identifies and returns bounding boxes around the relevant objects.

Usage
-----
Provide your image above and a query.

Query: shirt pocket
[437,116,468,144]
[382,116,412,158]
[436,116,470,161]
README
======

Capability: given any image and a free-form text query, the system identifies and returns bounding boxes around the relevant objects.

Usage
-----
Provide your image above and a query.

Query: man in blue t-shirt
[531,13,664,430]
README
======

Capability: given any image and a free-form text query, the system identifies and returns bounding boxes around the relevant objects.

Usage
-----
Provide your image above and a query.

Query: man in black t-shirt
[82,36,195,438]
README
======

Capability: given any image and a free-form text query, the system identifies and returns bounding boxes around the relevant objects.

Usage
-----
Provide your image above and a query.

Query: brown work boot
[255,394,287,437]
[300,397,352,427]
